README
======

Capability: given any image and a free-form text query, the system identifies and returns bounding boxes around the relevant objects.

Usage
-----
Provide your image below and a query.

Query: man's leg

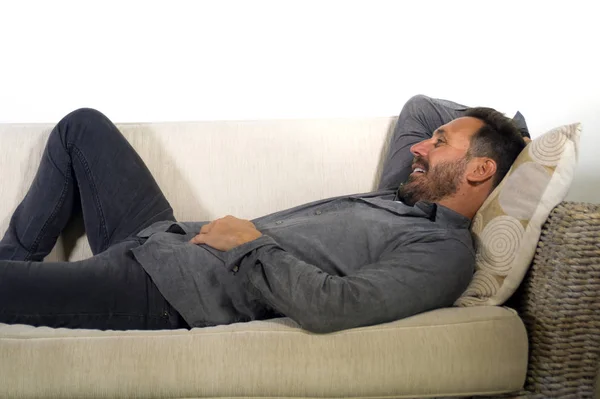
[378,95,467,191]
[0,239,187,330]
[0,108,175,261]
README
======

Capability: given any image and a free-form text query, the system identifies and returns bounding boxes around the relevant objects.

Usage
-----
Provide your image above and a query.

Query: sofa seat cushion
[0,306,527,398]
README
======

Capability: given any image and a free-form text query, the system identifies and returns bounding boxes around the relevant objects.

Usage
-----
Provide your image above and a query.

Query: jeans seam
[70,144,110,251]
[24,160,73,261]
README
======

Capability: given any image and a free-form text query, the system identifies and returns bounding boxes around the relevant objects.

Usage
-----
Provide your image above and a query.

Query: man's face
[398,117,484,206]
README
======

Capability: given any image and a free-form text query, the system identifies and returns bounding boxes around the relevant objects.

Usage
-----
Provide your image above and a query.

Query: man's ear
[466,157,497,184]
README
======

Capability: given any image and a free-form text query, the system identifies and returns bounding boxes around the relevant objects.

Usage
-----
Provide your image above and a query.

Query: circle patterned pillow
[455,123,581,307]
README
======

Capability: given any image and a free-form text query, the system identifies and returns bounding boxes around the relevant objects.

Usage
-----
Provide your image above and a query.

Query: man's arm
[228,234,474,334]
[379,95,530,191]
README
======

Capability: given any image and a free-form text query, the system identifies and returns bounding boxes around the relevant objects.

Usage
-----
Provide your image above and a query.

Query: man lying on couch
[0,95,529,333]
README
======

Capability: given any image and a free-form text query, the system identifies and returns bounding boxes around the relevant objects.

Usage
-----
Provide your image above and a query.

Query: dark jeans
[0,109,188,330]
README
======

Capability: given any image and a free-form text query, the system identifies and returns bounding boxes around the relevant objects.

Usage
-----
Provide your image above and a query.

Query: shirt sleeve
[232,234,475,333]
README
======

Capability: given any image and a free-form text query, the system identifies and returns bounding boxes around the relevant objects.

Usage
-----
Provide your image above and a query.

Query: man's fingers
[190,233,207,245]
[200,223,212,234]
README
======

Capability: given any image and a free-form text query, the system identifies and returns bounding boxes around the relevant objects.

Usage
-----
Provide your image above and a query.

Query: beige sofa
[0,118,598,398]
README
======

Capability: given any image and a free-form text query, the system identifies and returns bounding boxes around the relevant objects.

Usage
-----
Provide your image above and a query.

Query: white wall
[1,0,598,202]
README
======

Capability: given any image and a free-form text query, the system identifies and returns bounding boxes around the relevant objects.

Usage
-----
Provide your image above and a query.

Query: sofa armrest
[507,201,600,398]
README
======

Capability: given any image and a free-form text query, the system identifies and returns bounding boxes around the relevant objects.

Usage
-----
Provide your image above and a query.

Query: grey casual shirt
[131,189,475,334]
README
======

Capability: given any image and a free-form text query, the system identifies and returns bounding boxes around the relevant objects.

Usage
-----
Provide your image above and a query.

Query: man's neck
[438,198,475,220]
[438,189,487,220]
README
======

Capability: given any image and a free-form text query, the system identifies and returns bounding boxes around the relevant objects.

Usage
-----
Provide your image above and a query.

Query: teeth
[414,167,425,173]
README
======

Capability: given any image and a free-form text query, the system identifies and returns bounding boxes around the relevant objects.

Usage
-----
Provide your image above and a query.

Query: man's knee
[54,108,116,147]
[60,108,110,127]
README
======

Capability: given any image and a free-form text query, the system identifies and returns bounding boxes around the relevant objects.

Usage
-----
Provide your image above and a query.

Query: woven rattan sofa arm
[509,201,600,398]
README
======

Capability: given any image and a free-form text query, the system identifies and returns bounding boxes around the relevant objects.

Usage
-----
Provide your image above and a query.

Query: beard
[398,156,468,206]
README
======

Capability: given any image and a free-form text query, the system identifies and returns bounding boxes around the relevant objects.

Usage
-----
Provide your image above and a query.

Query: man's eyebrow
[433,128,446,137]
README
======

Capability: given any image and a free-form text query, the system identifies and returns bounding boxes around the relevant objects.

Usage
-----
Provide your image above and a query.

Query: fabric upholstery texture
[0,306,527,398]
[455,123,581,307]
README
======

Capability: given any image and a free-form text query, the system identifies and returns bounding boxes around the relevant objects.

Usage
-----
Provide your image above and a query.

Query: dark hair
[464,107,526,188]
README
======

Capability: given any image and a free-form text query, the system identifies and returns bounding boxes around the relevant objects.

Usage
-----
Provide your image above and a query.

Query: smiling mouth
[411,166,427,175]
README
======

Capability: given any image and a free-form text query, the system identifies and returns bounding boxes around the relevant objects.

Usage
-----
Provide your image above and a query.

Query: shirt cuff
[223,234,279,273]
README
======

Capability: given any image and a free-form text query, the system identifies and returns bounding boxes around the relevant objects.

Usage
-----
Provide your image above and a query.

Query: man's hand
[189,215,262,251]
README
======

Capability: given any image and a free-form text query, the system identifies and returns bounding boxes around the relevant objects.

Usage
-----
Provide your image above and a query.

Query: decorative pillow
[455,123,581,307]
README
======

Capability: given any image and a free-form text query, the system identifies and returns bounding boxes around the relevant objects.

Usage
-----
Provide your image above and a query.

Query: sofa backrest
[0,118,396,261]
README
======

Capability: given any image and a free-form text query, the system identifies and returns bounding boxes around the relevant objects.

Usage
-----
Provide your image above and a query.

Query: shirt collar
[366,188,471,229]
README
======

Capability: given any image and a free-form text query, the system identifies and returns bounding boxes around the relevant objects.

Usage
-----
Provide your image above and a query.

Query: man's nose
[410,139,431,157]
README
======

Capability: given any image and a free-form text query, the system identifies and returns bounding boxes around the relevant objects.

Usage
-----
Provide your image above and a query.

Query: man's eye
[434,139,445,147]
